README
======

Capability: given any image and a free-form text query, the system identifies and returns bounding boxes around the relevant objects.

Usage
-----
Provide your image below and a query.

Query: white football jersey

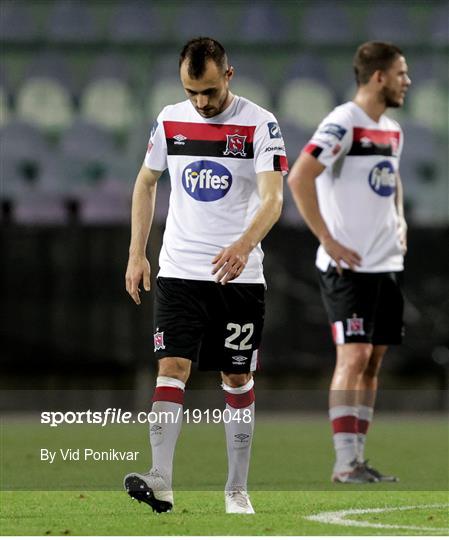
[144,96,288,283]
[304,101,404,273]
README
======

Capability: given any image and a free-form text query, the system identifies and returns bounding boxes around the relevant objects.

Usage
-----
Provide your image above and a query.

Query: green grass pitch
[1,415,448,535]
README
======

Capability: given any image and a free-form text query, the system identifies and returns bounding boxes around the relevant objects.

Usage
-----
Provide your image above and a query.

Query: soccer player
[288,42,411,483]
[123,37,287,512]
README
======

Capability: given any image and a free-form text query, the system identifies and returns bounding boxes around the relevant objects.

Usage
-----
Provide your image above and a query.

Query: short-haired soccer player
[124,37,287,512]
[288,41,411,483]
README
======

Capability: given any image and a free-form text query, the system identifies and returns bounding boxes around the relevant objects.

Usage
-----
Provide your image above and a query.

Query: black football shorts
[153,277,265,373]
[318,266,404,345]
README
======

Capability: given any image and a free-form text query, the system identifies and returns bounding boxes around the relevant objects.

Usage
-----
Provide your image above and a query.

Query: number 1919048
[183,408,252,424]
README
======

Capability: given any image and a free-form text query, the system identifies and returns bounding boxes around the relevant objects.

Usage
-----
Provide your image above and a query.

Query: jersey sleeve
[397,125,404,163]
[144,110,168,172]
[253,116,289,176]
[303,109,353,168]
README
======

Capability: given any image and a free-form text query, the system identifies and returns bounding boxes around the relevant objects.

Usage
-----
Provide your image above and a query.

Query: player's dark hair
[353,41,403,85]
[179,37,228,79]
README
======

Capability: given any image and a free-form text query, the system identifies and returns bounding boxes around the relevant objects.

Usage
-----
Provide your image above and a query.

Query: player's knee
[158,357,191,383]
[364,355,383,378]
[337,344,372,375]
[221,372,252,388]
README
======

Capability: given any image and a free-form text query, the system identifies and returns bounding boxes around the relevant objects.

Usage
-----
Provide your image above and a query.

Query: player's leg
[319,268,379,482]
[124,356,191,512]
[221,371,255,514]
[124,277,204,512]
[330,342,377,482]
[150,356,191,486]
[201,282,263,513]
[355,272,404,481]
[355,345,387,462]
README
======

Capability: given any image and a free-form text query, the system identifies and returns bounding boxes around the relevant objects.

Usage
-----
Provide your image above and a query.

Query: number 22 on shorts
[224,322,254,350]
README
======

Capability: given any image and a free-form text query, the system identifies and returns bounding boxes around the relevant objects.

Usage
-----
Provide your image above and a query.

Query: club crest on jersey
[182,160,232,202]
[154,329,165,351]
[346,315,365,337]
[369,160,396,197]
[223,134,247,157]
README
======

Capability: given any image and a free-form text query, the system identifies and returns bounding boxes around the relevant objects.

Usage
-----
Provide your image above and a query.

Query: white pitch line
[305,503,449,532]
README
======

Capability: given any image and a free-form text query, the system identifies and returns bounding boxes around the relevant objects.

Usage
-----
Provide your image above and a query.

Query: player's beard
[202,89,229,117]
[381,85,402,108]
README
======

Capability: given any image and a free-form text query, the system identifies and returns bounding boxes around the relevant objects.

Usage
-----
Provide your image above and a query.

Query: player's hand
[321,236,362,274]
[211,240,251,285]
[397,216,408,255]
[125,255,151,305]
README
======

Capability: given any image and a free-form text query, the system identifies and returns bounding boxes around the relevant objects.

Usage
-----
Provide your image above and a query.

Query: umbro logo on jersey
[182,160,232,202]
[234,433,250,443]
[173,134,187,145]
[360,136,372,147]
[369,160,396,197]
[232,355,247,365]
[150,425,162,433]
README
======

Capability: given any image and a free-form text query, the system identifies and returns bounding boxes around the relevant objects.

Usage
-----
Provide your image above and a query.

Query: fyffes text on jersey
[182,160,232,202]
[368,160,396,197]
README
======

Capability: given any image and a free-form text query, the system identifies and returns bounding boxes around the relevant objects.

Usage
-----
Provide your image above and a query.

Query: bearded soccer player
[124,37,287,512]
[288,42,411,483]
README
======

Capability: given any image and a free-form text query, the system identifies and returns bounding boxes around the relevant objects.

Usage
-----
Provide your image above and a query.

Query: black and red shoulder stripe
[163,121,256,159]
[348,127,400,156]
[303,142,323,158]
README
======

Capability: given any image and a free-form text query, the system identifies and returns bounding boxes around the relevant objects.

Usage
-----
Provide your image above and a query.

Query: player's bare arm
[395,172,407,254]
[212,171,283,285]
[126,164,161,305]
[288,151,362,273]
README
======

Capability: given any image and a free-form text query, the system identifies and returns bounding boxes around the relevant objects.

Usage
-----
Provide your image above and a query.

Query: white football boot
[225,489,255,514]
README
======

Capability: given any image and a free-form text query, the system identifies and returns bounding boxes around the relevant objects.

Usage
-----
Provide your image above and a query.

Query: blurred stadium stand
[46,0,99,43]
[0,0,448,401]
[299,2,354,45]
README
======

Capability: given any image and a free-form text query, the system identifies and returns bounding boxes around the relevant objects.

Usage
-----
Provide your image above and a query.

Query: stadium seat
[0,0,39,42]
[277,121,310,163]
[400,119,446,224]
[108,1,166,43]
[278,78,336,130]
[59,120,119,195]
[170,2,231,42]
[364,4,417,44]
[79,179,131,224]
[80,78,137,133]
[240,2,290,43]
[284,54,331,86]
[46,0,99,42]
[0,121,67,223]
[232,76,272,110]
[86,53,132,85]
[0,86,10,127]
[408,80,448,133]
[299,2,354,44]
[22,51,78,98]
[147,78,187,120]
[125,120,152,175]
[429,3,449,45]
[16,78,74,133]
[13,190,68,225]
